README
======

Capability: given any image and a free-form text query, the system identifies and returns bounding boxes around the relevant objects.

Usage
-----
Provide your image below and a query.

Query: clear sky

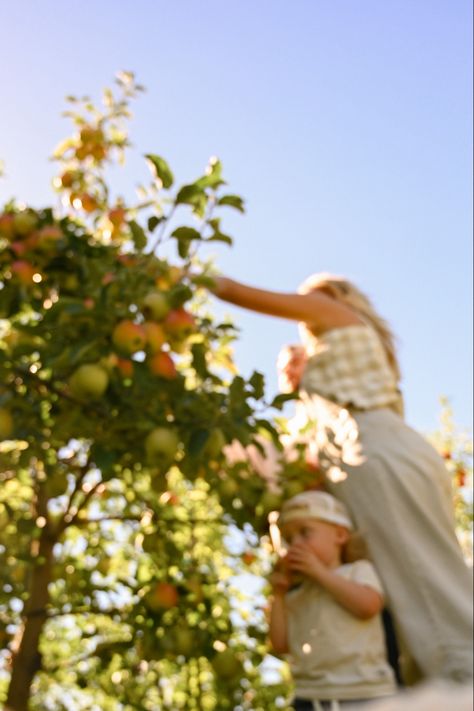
[1,0,472,433]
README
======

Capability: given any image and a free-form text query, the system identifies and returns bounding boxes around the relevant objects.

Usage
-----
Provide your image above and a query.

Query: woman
[211,272,473,684]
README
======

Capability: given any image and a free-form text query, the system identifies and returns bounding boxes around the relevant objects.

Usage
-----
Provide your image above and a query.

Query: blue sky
[0,0,472,433]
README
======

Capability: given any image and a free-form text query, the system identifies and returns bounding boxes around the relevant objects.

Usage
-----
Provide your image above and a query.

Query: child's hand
[287,543,327,581]
[268,559,292,595]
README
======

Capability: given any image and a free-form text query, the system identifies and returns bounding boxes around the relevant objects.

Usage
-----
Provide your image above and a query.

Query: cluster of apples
[68,288,196,395]
[66,281,198,466]
[0,209,64,285]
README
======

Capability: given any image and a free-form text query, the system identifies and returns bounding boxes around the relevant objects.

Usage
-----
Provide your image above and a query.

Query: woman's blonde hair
[298,273,401,381]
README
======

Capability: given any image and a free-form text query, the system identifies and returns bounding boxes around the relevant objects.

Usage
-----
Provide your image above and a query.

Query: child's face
[281,516,348,568]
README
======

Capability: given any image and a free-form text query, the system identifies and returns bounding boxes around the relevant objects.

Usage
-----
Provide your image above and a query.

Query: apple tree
[0,73,311,711]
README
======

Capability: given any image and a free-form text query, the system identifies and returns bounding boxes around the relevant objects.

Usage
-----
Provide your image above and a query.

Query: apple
[142,291,171,321]
[36,225,63,251]
[11,260,37,285]
[116,358,134,378]
[218,477,239,499]
[143,322,166,354]
[0,213,15,240]
[211,649,243,680]
[13,210,38,236]
[204,428,226,459]
[80,125,104,145]
[58,169,80,188]
[112,320,147,355]
[156,265,183,289]
[145,427,179,464]
[163,308,196,338]
[10,240,29,257]
[69,363,109,399]
[144,581,179,611]
[148,351,177,379]
[77,193,98,213]
[0,408,13,440]
[108,207,126,227]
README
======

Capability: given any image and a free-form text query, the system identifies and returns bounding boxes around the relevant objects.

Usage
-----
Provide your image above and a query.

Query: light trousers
[323,408,473,684]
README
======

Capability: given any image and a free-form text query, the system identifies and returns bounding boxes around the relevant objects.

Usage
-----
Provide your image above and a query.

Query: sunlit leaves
[144,154,174,189]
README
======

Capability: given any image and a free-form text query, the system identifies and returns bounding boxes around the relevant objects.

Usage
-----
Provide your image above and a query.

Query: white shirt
[285,559,397,701]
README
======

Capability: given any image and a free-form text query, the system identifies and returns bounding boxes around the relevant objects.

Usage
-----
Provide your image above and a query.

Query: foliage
[0,72,300,711]
[427,398,473,563]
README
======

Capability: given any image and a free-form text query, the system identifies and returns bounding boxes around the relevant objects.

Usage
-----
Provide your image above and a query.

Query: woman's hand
[277,344,307,393]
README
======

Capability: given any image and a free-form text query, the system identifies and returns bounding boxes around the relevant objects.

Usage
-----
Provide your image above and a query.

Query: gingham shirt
[299,324,402,413]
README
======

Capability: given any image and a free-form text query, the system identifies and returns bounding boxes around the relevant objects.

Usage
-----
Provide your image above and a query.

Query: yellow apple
[143,322,166,354]
[142,291,171,321]
[112,320,147,355]
[211,649,243,680]
[145,427,179,465]
[69,364,109,399]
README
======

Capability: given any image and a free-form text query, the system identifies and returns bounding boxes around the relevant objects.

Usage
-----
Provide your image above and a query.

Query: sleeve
[349,560,386,598]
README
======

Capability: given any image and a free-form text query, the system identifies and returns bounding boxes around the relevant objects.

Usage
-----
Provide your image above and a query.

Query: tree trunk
[6,530,55,711]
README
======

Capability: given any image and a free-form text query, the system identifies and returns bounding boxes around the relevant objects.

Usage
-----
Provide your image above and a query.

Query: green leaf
[249,371,265,400]
[217,195,245,213]
[145,154,174,188]
[175,184,205,205]
[191,343,209,379]
[255,418,281,443]
[270,392,298,410]
[168,283,193,308]
[129,220,148,250]
[148,215,164,232]
[191,274,217,289]
[229,376,247,408]
[188,429,210,457]
[171,227,202,242]
[206,230,233,246]
[175,185,208,218]
[195,160,225,190]
[91,445,118,476]
[171,227,202,259]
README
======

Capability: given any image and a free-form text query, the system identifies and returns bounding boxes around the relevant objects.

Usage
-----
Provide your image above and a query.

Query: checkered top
[299,324,402,412]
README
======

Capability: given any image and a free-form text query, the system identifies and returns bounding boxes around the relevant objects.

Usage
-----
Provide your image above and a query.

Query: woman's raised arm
[212,276,363,332]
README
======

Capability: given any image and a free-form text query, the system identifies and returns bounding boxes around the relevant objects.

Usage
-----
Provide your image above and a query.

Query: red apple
[143,322,166,354]
[116,358,134,378]
[0,213,15,240]
[144,582,179,611]
[148,351,177,379]
[163,308,196,337]
[112,320,147,355]
[11,261,38,285]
